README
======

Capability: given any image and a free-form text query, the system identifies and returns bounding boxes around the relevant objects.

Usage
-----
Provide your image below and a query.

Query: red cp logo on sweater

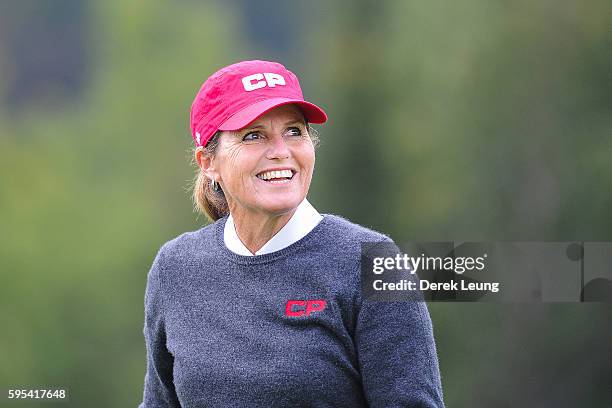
[285,300,327,317]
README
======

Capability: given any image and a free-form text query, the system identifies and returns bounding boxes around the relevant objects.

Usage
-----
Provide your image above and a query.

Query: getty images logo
[242,73,286,91]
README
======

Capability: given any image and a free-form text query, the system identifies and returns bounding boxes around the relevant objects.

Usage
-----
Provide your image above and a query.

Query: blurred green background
[1,0,611,406]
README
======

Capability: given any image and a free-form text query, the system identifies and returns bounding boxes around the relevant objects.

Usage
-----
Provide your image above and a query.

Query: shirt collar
[224,199,323,256]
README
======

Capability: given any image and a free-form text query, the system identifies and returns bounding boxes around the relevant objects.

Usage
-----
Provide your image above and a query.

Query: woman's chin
[255,196,303,217]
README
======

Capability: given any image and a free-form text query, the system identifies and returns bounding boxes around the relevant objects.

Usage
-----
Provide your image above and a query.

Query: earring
[211,179,219,192]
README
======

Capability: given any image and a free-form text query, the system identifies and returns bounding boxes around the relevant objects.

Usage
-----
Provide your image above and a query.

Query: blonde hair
[191,125,320,222]
[192,132,228,221]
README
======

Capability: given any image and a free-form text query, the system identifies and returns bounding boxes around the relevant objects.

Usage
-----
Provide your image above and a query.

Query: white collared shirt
[224,199,323,256]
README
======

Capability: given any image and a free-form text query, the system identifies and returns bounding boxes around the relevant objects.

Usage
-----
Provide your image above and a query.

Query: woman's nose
[266,135,290,160]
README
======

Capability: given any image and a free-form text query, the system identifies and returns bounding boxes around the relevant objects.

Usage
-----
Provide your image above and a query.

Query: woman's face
[208,104,315,218]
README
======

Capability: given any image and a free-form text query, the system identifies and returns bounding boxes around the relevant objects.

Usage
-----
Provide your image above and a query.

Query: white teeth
[257,169,293,180]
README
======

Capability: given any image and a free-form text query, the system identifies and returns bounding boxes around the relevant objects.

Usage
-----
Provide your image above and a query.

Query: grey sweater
[139,214,444,407]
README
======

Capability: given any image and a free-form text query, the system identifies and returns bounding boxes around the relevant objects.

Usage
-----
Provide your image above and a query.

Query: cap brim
[218,98,327,131]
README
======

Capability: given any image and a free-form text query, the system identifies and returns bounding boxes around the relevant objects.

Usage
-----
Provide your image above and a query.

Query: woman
[139,60,444,407]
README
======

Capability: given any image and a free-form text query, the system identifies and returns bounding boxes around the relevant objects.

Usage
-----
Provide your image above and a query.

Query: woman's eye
[286,127,303,137]
[242,131,262,141]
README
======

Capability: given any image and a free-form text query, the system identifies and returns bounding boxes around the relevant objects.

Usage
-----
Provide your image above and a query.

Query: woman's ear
[195,147,219,182]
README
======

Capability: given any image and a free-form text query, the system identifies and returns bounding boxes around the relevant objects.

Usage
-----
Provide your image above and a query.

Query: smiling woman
[138,60,445,407]
[195,104,317,254]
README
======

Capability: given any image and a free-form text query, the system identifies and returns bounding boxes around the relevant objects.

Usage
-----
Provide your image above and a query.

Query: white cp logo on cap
[241,73,286,92]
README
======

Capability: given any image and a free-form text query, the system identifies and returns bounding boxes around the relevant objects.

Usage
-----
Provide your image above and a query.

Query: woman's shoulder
[155,217,225,261]
[319,214,394,245]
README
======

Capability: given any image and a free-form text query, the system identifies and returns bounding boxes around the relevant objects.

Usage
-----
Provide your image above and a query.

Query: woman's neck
[229,208,296,255]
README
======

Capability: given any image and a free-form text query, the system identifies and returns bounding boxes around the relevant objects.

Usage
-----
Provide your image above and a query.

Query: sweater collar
[223,199,323,256]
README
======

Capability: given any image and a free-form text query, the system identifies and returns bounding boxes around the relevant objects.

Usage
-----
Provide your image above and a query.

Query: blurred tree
[0,0,89,112]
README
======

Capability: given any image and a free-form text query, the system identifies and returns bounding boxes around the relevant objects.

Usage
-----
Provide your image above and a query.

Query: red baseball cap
[190,60,328,147]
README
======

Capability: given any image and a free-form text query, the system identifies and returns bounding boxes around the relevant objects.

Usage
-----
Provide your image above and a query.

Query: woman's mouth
[256,169,295,184]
